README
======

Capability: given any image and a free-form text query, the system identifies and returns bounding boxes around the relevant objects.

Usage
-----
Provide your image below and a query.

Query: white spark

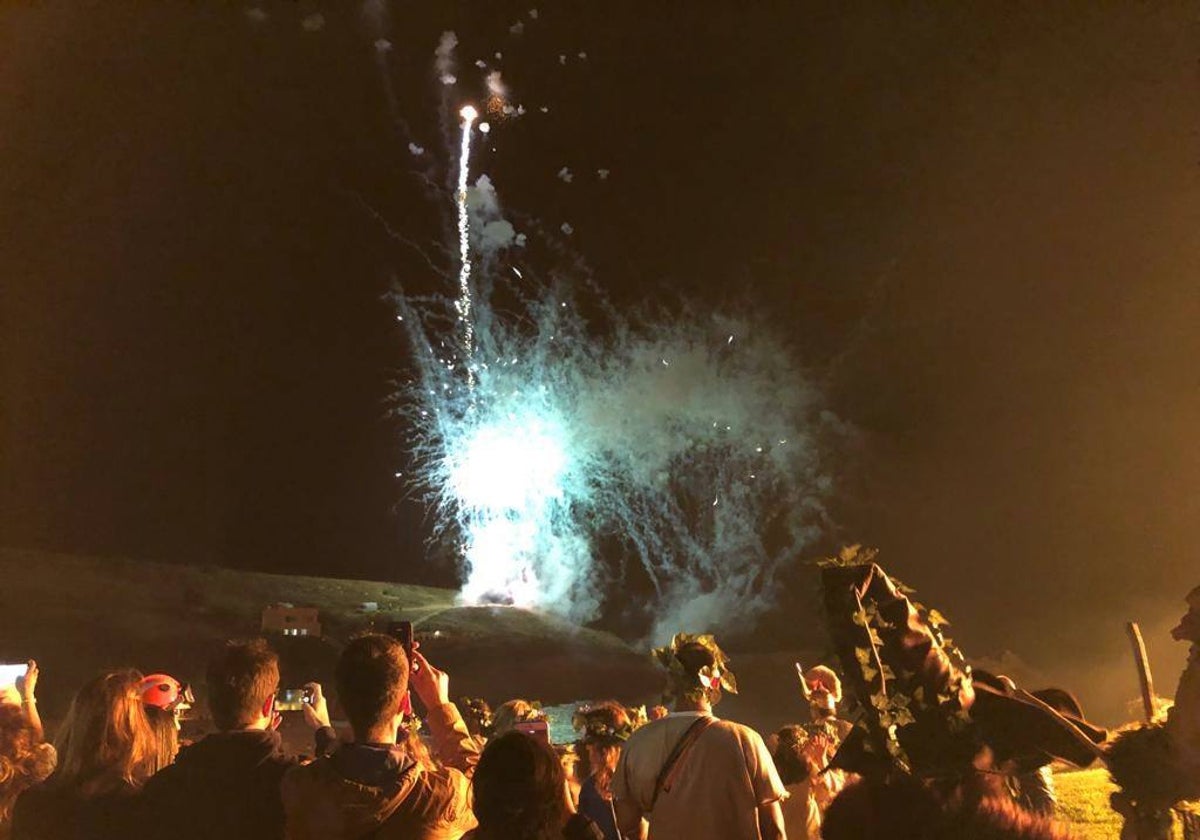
[529,8,539,18]
[479,122,491,134]
[375,38,392,53]
[597,168,610,180]
[560,222,574,235]
[557,167,573,183]
[408,142,425,156]
[510,21,525,35]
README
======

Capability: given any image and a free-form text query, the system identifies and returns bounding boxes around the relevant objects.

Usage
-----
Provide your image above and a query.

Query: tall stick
[1125,621,1156,722]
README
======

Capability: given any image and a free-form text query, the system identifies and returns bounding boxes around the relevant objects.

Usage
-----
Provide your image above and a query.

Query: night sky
[2,2,1197,721]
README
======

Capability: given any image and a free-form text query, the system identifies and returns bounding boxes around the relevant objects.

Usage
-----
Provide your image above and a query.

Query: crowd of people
[0,562,1196,840]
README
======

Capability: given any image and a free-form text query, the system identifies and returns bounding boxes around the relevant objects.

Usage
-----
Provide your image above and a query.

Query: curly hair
[0,705,53,831]
[771,725,817,787]
[472,731,568,840]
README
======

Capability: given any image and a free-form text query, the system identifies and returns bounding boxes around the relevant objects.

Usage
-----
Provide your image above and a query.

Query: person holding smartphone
[0,661,44,741]
[139,639,334,840]
[281,634,480,839]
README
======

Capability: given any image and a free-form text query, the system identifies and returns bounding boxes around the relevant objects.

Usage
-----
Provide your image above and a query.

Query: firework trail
[455,105,478,390]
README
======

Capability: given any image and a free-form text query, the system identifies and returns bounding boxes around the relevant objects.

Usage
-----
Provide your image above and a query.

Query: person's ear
[262,694,275,721]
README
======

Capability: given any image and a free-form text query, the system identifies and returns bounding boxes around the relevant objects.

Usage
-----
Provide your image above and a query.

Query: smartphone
[0,663,27,691]
[276,688,308,712]
[388,620,414,662]
[514,719,550,746]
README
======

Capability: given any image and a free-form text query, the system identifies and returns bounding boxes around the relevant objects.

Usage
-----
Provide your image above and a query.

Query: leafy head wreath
[651,633,738,704]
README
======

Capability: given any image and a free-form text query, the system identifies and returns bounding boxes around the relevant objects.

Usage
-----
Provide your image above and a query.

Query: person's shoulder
[626,715,676,743]
[710,718,771,752]
[281,755,334,791]
[713,718,764,739]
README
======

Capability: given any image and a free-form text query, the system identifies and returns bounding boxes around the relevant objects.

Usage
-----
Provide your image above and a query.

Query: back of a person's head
[53,670,154,795]
[473,731,566,840]
[674,642,716,680]
[576,701,632,794]
[142,705,179,775]
[0,704,50,826]
[492,699,543,737]
[770,725,816,787]
[205,639,279,731]
[335,634,409,740]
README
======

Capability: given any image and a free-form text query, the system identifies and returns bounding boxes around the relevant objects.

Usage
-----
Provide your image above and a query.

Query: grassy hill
[0,547,658,726]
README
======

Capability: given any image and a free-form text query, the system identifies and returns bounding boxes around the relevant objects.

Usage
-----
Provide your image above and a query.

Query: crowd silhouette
[1,563,1196,839]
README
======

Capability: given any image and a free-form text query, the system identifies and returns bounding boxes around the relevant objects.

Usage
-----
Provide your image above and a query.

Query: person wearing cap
[797,663,852,814]
[799,665,852,744]
[612,633,787,840]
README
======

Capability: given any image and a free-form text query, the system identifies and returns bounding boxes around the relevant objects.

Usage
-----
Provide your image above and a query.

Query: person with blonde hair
[12,669,155,840]
[492,699,546,737]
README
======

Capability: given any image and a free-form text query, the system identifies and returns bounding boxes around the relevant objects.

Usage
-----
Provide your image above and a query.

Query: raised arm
[410,650,481,776]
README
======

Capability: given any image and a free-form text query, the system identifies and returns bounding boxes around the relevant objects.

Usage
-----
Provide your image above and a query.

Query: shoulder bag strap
[649,716,714,812]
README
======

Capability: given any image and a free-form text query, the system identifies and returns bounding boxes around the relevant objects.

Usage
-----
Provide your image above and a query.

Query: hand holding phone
[387,621,414,663]
[301,682,331,730]
[408,650,450,711]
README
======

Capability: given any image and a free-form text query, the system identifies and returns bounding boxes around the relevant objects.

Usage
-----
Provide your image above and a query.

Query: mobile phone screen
[514,719,550,745]
[0,664,27,691]
[388,621,414,660]
[276,688,306,712]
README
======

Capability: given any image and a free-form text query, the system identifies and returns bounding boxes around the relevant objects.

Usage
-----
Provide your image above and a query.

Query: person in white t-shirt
[612,634,787,840]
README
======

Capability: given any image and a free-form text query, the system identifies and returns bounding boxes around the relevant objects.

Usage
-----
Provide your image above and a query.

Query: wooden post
[1125,621,1157,723]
